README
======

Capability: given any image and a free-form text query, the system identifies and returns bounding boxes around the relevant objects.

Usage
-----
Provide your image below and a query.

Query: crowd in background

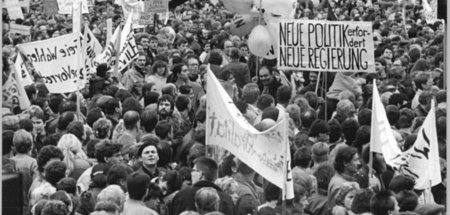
[1,0,448,215]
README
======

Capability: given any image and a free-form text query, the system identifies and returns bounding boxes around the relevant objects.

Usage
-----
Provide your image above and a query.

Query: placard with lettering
[144,0,168,13]
[277,19,375,73]
[19,33,85,93]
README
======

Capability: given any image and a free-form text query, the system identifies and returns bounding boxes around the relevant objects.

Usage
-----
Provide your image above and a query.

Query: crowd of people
[1,0,448,215]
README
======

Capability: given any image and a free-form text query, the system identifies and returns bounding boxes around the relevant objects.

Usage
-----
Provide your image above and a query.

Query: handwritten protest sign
[15,54,34,86]
[138,12,154,25]
[3,0,24,20]
[206,69,294,199]
[9,23,31,36]
[43,0,59,16]
[19,33,85,93]
[144,0,168,13]
[277,19,375,73]
[57,0,89,14]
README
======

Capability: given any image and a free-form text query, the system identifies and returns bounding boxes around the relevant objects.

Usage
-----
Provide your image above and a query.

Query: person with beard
[257,66,282,101]
[157,95,181,134]
[122,53,147,98]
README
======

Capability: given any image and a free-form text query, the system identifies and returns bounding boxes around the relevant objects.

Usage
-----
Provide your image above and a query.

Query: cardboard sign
[3,0,24,20]
[144,0,168,13]
[277,19,375,73]
[9,23,31,36]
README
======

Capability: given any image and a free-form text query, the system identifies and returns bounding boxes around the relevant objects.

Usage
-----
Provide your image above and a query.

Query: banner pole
[282,118,288,215]
[315,72,321,95]
[114,24,123,75]
[324,73,328,122]
[76,1,84,120]
[445,2,449,212]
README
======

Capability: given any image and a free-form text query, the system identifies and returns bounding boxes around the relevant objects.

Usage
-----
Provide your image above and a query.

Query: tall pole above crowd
[446,0,449,211]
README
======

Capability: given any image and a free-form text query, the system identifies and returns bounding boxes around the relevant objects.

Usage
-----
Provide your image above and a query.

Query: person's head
[351,188,375,214]
[300,109,317,129]
[175,94,191,113]
[342,118,360,144]
[134,53,147,69]
[192,157,218,184]
[57,133,87,175]
[258,66,274,86]
[242,83,260,105]
[93,118,112,139]
[123,110,140,132]
[276,85,292,105]
[336,99,356,120]
[30,105,46,134]
[37,145,64,173]
[294,147,312,168]
[308,119,330,142]
[41,200,69,215]
[66,121,85,142]
[137,141,159,168]
[229,47,240,60]
[56,177,77,196]
[223,40,233,56]
[386,105,400,126]
[256,94,275,111]
[414,72,433,91]
[58,111,76,132]
[49,190,74,214]
[140,110,158,133]
[389,175,415,194]
[334,146,360,175]
[96,185,126,212]
[186,55,200,75]
[127,172,151,201]
[95,140,122,165]
[107,164,133,192]
[151,60,169,77]
[195,187,220,214]
[94,201,121,215]
[261,106,279,122]
[139,35,150,49]
[159,170,183,196]
[328,119,343,143]
[370,190,400,215]
[395,190,418,212]
[157,95,175,117]
[154,120,172,140]
[45,161,67,187]
[336,182,360,210]
[311,142,329,164]
[122,97,143,116]
[13,129,33,154]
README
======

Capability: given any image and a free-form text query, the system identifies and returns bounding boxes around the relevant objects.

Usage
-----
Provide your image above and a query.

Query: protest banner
[14,54,34,87]
[43,0,59,17]
[138,12,155,25]
[117,31,139,71]
[57,0,89,14]
[19,33,85,93]
[386,100,441,190]
[277,19,375,73]
[9,23,31,36]
[3,63,31,110]
[206,69,294,199]
[144,0,169,13]
[3,0,24,20]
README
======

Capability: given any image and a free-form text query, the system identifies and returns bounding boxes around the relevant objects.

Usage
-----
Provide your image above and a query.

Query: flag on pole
[206,68,294,199]
[2,63,31,110]
[387,100,441,189]
[370,81,402,159]
[14,54,34,86]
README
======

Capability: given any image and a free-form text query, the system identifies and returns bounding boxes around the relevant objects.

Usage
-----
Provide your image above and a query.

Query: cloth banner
[19,33,86,93]
[423,0,438,23]
[277,19,375,73]
[57,0,89,14]
[370,81,401,159]
[386,100,441,189]
[84,27,103,74]
[2,62,31,110]
[14,54,34,86]
[206,69,294,199]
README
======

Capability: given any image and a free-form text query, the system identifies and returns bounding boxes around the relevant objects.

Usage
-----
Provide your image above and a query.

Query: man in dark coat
[170,157,234,215]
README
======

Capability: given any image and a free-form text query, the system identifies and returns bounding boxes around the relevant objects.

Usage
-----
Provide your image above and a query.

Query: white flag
[2,63,31,110]
[370,81,402,158]
[388,100,441,189]
[206,68,294,199]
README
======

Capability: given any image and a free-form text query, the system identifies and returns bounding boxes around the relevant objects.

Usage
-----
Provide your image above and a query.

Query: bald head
[123,111,140,131]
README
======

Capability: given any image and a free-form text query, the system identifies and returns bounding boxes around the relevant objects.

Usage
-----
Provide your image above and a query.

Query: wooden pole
[445,1,449,212]
[76,1,84,121]
[282,118,288,215]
